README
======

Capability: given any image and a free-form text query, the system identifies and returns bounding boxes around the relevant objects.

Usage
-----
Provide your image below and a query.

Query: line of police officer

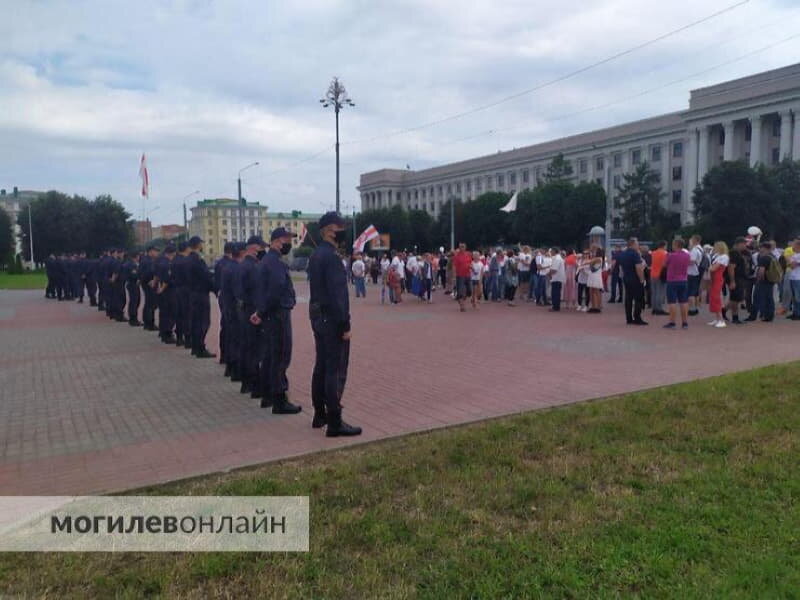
[45,212,361,437]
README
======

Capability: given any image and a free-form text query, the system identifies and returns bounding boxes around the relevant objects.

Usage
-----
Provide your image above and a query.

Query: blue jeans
[354,277,366,297]
[610,272,623,300]
[535,274,548,303]
[791,279,800,318]
[529,272,538,299]
[488,273,500,300]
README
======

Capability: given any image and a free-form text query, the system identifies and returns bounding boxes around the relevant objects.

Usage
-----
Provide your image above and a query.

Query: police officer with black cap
[172,241,193,348]
[220,242,244,379]
[108,249,127,322]
[233,235,265,396]
[215,242,235,367]
[308,212,361,436]
[250,227,302,413]
[121,251,142,326]
[188,235,216,358]
[139,245,160,331]
[155,243,178,343]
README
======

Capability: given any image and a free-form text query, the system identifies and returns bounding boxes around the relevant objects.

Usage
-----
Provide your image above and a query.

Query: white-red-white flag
[353,224,379,252]
[298,222,308,243]
[139,153,149,198]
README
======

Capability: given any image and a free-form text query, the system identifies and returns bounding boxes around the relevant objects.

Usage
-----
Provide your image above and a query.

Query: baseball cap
[271,226,297,241]
[246,235,267,247]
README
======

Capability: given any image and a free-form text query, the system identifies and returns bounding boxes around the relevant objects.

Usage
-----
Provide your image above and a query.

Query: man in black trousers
[187,236,216,358]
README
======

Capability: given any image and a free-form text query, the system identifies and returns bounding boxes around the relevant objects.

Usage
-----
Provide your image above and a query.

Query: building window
[613,153,622,168]
[595,177,603,186]
[422,188,427,199]
[466,180,472,192]
[222,219,227,225]
[651,146,661,162]
[672,190,682,205]
[612,174,621,188]
[613,217,621,231]
[613,197,621,209]
[522,169,529,183]
[438,185,443,197]
[486,175,492,190]
[509,172,516,185]
[496,173,504,188]
[719,130,725,146]
[476,178,482,192]
[579,159,587,174]
[772,119,781,137]
[632,149,641,165]
[772,147,780,165]
[456,182,462,193]
[222,229,227,236]
[673,142,683,158]
[447,183,452,195]
[414,189,419,200]
[596,157,604,171]
[672,166,682,181]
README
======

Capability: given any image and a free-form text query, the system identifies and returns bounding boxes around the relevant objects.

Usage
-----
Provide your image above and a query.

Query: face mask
[256,250,266,260]
[334,230,347,245]
[280,243,292,255]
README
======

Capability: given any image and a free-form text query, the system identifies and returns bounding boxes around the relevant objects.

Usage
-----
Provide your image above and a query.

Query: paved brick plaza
[1,282,797,494]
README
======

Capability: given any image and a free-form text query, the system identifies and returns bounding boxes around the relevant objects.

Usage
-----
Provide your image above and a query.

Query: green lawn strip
[1,363,798,599]
[0,272,47,289]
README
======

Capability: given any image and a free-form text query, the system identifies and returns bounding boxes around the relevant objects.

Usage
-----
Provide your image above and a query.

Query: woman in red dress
[708,241,729,328]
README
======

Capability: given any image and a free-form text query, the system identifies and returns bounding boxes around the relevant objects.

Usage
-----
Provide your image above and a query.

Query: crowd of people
[343,233,800,328]
[42,214,364,437]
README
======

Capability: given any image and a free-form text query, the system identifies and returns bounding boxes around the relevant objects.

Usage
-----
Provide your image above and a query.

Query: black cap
[164,243,176,254]
[231,242,244,257]
[223,242,234,254]
[318,211,345,229]
[146,244,158,251]
[188,235,203,246]
[734,236,747,245]
[246,235,267,247]
[178,241,189,252]
[271,226,297,241]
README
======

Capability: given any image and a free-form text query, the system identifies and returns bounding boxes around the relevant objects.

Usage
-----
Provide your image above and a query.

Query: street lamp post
[146,206,161,242]
[181,190,200,240]
[320,77,355,214]
[27,203,34,268]
[449,196,456,251]
[238,162,259,241]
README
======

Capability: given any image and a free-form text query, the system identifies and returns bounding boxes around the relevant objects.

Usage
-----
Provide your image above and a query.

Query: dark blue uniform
[109,256,126,320]
[220,257,241,377]
[139,255,158,329]
[155,254,176,341]
[97,254,113,312]
[85,258,98,306]
[44,256,56,298]
[233,254,259,393]
[121,258,141,324]
[255,248,296,407]
[172,253,192,346]
[308,240,351,424]
[215,256,232,366]
[188,251,215,355]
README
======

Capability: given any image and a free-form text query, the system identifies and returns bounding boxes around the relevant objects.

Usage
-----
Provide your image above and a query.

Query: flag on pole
[500,191,518,213]
[353,224,379,252]
[139,153,149,199]
[298,222,308,244]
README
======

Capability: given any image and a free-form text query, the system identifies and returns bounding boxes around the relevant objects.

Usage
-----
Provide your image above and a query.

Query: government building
[358,62,800,230]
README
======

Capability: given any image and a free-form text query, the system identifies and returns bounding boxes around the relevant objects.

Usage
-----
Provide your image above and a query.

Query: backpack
[766,258,783,284]
[697,249,710,273]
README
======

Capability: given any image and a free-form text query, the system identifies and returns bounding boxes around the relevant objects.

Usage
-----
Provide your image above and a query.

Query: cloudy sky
[1,0,799,226]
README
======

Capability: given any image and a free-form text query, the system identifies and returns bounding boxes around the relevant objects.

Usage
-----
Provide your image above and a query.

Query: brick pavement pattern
[1,283,798,494]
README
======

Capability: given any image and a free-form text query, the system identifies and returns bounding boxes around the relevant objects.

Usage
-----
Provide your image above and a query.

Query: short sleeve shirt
[617,248,642,282]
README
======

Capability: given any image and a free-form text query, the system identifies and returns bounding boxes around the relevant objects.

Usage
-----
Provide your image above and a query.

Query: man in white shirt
[687,235,704,315]
[518,246,532,299]
[788,239,800,320]
[535,249,552,305]
[351,253,366,298]
[548,248,566,311]
[391,253,405,291]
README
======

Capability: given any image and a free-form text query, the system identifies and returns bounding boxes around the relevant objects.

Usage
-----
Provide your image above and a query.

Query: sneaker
[707,320,718,326]
[714,321,727,328]
[663,322,676,329]
[681,323,689,329]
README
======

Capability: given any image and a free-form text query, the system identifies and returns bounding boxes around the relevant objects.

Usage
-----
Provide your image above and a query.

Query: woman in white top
[587,248,605,313]
[470,251,484,309]
[708,241,729,328]
[576,250,591,312]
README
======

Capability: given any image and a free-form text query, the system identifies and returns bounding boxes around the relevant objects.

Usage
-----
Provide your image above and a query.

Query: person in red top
[649,240,668,316]
[453,242,473,313]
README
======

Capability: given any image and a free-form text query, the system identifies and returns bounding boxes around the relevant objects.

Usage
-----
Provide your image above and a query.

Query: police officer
[172,241,193,349]
[85,254,98,307]
[44,254,56,299]
[251,227,302,413]
[215,242,235,367]
[121,251,142,326]
[96,250,111,312]
[233,235,264,397]
[308,212,361,436]
[188,236,216,358]
[109,249,127,321]
[139,245,160,331]
[220,243,243,380]
[155,244,178,344]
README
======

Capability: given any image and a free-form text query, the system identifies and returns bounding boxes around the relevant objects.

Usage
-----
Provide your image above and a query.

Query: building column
[750,114,763,167]
[660,144,671,205]
[793,108,800,159]
[697,125,710,181]
[683,129,699,225]
[779,110,792,160]
[723,121,735,161]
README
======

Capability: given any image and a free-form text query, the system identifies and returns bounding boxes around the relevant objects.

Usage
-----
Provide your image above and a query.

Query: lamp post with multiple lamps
[319,77,355,214]
[237,162,259,241]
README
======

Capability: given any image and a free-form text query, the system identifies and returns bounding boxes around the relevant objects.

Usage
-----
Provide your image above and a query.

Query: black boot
[325,410,362,437]
[195,348,217,359]
[271,393,301,414]
[312,411,327,428]
[162,334,177,344]
[184,339,192,349]
[240,380,252,395]
[259,394,272,408]
[223,364,232,378]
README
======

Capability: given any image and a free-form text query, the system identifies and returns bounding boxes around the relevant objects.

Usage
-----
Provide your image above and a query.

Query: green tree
[17,191,89,262]
[616,162,670,240]
[562,181,607,250]
[693,162,777,243]
[768,158,800,243]
[459,192,512,249]
[0,208,13,268]
[431,198,465,251]
[407,209,434,251]
[531,180,574,246]
[542,153,574,183]
[85,194,133,256]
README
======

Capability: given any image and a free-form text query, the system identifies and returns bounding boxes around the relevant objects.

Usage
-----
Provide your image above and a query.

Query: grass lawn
[0,271,47,289]
[1,362,798,598]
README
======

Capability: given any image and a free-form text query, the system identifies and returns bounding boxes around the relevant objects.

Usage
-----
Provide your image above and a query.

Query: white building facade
[358,63,800,230]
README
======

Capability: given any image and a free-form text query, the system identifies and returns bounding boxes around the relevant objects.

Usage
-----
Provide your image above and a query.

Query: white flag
[500,191,518,213]
[353,225,379,252]
[139,153,149,199]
